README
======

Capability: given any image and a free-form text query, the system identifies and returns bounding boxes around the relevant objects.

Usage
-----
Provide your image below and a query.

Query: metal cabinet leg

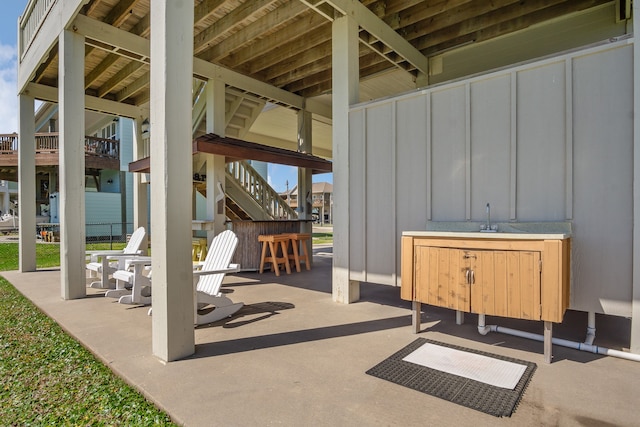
[412,301,421,333]
[544,321,553,363]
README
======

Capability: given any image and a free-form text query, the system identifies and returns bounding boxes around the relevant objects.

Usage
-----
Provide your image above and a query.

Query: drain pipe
[584,311,596,346]
[476,314,640,363]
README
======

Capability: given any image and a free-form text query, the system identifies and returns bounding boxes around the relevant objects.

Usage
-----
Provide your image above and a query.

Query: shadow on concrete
[191,314,412,358]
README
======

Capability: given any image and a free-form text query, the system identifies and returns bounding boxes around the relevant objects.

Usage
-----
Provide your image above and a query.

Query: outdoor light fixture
[141,119,150,134]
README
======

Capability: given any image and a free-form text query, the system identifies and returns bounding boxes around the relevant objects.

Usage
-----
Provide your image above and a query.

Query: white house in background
[0,180,17,216]
[35,104,137,230]
[0,102,140,238]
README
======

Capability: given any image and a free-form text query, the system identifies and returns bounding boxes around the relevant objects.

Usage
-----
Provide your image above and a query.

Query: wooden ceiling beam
[400,0,525,43]
[375,0,435,18]
[83,8,151,91]
[130,12,151,38]
[116,71,149,102]
[129,135,333,173]
[268,40,376,89]
[193,0,280,56]
[224,15,329,72]
[83,0,101,16]
[194,0,227,27]
[104,0,142,28]
[85,54,120,89]
[97,61,145,98]
[198,1,309,63]
[441,0,611,53]
[413,0,601,55]
[385,0,475,29]
[319,0,429,74]
[263,39,333,83]
[299,80,332,98]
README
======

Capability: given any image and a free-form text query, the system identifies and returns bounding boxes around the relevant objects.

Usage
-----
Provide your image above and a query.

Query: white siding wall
[349,40,634,317]
[85,192,121,223]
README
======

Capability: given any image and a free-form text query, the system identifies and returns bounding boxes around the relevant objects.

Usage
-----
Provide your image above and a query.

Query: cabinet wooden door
[469,250,541,320]
[415,246,470,312]
[414,246,542,321]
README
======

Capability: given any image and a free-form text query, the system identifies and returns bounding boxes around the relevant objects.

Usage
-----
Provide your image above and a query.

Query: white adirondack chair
[146,230,243,324]
[86,227,146,289]
[193,229,243,324]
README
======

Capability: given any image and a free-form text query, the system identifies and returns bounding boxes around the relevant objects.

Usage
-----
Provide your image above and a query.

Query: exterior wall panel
[396,95,429,284]
[364,103,394,284]
[348,109,366,280]
[430,86,467,220]
[571,45,633,315]
[516,62,567,221]
[470,75,512,221]
[350,40,634,317]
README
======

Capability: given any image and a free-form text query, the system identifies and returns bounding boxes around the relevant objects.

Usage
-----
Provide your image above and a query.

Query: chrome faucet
[481,202,497,232]
[486,202,491,230]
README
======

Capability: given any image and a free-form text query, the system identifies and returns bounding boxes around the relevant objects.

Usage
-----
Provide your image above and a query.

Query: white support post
[205,78,226,239]
[49,171,56,194]
[631,0,640,354]
[133,118,148,253]
[18,94,36,272]
[59,30,86,300]
[332,14,360,303]
[297,109,313,265]
[150,0,195,362]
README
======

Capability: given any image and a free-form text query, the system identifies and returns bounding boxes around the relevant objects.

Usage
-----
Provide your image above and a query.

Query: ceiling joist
[73,14,331,118]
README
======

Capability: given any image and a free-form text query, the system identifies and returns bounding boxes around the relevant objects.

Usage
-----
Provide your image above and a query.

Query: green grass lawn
[0,243,177,425]
[312,231,333,244]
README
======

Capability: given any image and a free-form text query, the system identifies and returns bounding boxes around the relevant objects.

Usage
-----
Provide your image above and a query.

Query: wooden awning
[128,134,332,174]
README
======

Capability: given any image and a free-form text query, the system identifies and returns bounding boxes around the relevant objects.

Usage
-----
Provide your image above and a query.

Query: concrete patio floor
[3,245,640,426]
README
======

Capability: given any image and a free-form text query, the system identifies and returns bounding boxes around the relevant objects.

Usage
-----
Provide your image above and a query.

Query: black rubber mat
[366,338,536,417]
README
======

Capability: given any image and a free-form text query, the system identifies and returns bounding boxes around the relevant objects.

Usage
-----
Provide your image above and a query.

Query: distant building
[280,182,332,224]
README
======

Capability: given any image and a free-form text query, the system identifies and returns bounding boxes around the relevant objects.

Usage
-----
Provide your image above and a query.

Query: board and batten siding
[349,40,634,317]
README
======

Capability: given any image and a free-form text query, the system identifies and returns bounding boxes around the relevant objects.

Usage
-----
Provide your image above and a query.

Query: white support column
[133,118,148,253]
[49,171,57,194]
[332,14,360,303]
[631,0,640,354]
[205,78,226,238]
[18,94,36,272]
[59,30,86,300]
[297,109,313,265]
[150,0,195,362]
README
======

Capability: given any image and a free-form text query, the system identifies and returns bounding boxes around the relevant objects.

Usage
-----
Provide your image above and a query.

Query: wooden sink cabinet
[401,231,570,362]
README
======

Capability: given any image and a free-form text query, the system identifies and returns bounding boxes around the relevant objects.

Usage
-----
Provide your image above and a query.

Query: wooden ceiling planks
[26,0,615,103]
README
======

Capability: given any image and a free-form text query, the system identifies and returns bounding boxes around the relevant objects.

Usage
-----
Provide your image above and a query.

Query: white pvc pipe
[477,315,640,363]
[584,311,596,346]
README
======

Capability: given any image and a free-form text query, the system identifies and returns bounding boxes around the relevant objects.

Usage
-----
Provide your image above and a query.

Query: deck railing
[0,133,119,160]
[226,160,298,220]
[19,0,57,55]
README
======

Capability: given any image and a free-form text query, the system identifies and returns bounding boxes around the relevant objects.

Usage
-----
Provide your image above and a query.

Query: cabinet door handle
[465,269,471,285]
[470,269,475,285]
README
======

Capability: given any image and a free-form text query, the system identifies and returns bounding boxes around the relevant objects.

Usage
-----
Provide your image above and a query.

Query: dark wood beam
[129,134,332,174]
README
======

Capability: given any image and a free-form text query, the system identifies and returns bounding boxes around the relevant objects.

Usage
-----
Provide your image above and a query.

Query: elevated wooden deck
[0,133,120,181]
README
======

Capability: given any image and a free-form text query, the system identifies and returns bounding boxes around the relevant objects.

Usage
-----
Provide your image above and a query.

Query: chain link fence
[37,222,135,249]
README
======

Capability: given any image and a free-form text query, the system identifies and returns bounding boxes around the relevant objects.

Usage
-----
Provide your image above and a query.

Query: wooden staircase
[194,160,297,221]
